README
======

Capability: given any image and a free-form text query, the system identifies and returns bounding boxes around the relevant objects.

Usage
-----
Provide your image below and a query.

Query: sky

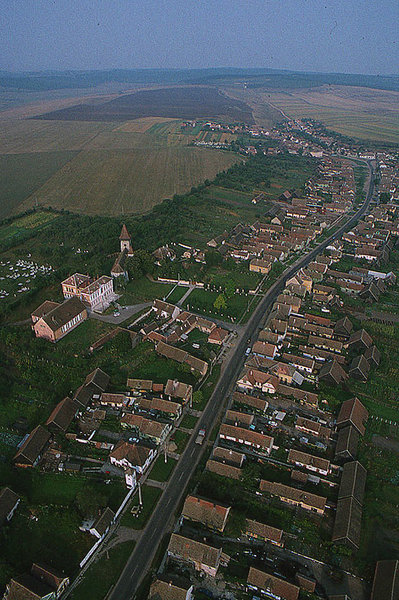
[1,0,398,75]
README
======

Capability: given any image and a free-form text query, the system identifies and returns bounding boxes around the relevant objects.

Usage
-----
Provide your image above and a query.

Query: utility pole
[164,444,167,464]
[138,482,142,506]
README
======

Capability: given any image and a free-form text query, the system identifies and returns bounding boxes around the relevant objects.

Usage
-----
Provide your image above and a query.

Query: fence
[78,484,136,569]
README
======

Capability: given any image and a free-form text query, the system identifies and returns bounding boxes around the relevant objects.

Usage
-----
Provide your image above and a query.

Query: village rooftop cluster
[2,122,399,600]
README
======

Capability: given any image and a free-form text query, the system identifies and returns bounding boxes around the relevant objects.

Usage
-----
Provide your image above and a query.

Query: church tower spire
[119,224,133,255]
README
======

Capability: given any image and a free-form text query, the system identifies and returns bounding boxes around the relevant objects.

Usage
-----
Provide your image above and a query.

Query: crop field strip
[115,116,178,133]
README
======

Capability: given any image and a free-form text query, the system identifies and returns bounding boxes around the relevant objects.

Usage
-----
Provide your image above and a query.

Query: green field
[120,277,174,305]
[356,437,399,575]
[170,430,190,454]
[185,287,250,321]
[120,485,162,529]
[179,414,198,430]
[0,211,59,242]
[70,541,136,600]
[0,470,126,596]
[164,285,188,304]
[123,341,198,387]
[148,455,177,482]
[0,319,134,434]
[0,151,77,219]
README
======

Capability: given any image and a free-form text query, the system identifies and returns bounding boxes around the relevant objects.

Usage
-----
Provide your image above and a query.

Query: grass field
[170,430,190,454]
[148,455,177,482]
[185,287,250,321]
[121,485,162,529]
[70,541,136,600]
[123,341,198,387]
[0,470,126,596]
[356,438,399,575]
[19,147,239,216]
[120,277,174,305]
[0,151,77,218]
[164,285,188,304]
[258,86,399,144]
[179,414,198,430]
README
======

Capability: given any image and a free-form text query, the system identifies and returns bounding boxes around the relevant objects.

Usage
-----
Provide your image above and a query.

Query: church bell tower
[119,224,133,255]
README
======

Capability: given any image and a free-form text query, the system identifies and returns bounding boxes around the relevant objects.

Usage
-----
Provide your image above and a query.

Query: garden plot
[0,257,54,299]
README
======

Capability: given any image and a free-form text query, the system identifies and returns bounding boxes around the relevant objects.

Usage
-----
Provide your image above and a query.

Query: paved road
[109,162,374,600]
[176,284,195,306]
[89,302,150,325]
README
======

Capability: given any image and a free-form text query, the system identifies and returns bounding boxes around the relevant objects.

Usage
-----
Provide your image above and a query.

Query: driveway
[89,302,151,325]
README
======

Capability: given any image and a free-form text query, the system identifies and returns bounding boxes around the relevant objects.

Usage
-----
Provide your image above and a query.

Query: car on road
[113,311,120,317]
[195,429,206,445]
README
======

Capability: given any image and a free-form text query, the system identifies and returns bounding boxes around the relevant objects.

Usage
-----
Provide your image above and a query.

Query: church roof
[120,224,131,240]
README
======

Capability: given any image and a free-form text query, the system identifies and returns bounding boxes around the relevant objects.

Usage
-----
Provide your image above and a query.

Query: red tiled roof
[337,397,368,436]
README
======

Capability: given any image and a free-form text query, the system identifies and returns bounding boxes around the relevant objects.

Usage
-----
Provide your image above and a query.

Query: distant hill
[1,67,398,93]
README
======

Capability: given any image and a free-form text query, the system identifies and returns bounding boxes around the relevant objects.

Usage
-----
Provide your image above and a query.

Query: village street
[108,162,375,600]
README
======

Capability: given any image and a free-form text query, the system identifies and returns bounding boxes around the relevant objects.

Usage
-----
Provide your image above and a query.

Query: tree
[213,294,227,312]
[225,510,246,537]
[193,390,203,408]
[205,250,222,267]
[225,280,236,298]
[126,249,154,280]
[177,362,191,375]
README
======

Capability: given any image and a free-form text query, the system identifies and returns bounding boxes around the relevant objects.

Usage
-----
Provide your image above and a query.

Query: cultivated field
[37,86,255,123]
[0,151,77,219]
[222,86,284,129]
[19,147,240,216]
[0,112,242,218]
[0,119,115,153]
[258,86,399,144]
[115,116,178,132]
[0,211,59,243]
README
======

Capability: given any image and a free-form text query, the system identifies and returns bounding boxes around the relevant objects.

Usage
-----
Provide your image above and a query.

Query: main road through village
[109,161,375,600]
